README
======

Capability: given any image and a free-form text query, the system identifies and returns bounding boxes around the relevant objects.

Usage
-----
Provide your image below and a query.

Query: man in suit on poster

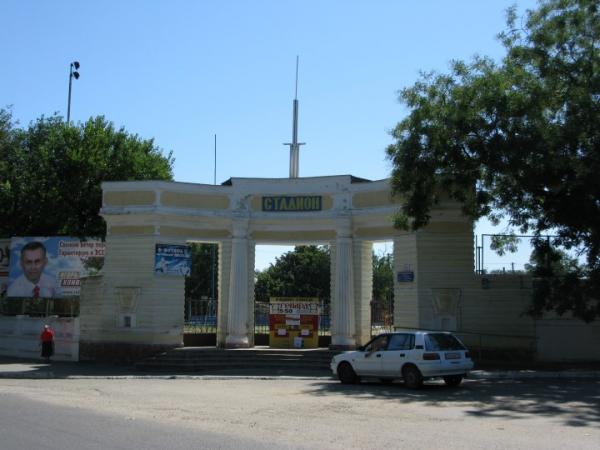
[7,241,61,298]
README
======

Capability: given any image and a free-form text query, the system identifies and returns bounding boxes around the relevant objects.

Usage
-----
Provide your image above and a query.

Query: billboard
[7,237,105,298]
[269,298,320,348]
[154,244,191,276]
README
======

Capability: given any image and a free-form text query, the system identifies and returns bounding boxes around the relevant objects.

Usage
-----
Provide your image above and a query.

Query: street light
[67,61,80,123]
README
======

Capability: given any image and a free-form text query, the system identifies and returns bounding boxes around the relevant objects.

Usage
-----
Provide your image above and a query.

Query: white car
[330,330,474,388]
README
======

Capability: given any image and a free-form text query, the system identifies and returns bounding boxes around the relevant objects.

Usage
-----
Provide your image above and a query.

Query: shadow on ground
[302,378,600,428]
[2,357,599,429]
[0,357,334,379]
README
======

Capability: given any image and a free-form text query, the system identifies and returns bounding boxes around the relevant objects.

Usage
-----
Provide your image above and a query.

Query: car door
[380,333,415,377]
[352,335,388,376]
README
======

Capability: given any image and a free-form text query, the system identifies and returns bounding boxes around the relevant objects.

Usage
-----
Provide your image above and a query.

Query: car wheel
[443,375,463,387]
[337,362,358,384]
[402,365,423,389]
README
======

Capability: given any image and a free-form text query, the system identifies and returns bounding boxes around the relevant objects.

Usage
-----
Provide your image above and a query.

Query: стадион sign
[262,196,322,212]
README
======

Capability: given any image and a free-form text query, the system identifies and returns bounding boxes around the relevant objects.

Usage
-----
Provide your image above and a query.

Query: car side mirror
[358,346,365,352]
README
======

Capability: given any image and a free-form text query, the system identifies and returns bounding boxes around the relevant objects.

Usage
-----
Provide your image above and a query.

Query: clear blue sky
[1,0,540,270]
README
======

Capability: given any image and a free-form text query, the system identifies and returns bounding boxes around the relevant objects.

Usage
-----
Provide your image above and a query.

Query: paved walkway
[1,357,599,381]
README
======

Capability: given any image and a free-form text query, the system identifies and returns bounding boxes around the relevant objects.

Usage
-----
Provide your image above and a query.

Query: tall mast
[284,56,305,178]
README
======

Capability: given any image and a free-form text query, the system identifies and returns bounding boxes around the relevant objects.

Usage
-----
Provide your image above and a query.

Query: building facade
[79,175,475,360]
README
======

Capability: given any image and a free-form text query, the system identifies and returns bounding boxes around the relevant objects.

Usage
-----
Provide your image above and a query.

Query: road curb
[1,370,599,381]
[0,372,334,381]
[469,370,600,380]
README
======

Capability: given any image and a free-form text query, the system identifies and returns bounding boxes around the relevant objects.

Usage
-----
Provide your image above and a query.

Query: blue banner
[155,244,191,276]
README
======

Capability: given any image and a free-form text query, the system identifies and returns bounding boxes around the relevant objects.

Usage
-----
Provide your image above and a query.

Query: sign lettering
[262,196,322,212]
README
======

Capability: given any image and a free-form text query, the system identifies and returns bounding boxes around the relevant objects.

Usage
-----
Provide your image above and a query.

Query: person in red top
[39,324,55,361]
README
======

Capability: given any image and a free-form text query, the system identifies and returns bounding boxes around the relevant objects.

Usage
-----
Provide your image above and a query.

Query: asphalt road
[0,377,598,449]
[0,393,280,450]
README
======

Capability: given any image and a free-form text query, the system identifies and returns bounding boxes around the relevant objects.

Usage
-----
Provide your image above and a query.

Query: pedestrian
[39,324,55,361]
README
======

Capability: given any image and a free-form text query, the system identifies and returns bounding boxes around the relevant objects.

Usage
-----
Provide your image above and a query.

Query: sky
[1,0,541,271]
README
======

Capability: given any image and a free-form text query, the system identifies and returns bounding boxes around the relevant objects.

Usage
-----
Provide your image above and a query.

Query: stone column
[331,219,356,349]
[226,219,250,348]
[393,233,420,329]
[353,240,373,346]
[216,239,231,348]
[246,240,256,347]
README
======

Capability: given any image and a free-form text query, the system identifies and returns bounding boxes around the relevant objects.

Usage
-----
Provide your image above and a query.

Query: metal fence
[252,300,331,336]
[184,298,394,338]
[371,300,394,335]
[184,297,217,333]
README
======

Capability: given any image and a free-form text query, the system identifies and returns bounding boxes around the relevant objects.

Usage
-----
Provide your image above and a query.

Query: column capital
[335,217,353,239]
[231,218,249,239]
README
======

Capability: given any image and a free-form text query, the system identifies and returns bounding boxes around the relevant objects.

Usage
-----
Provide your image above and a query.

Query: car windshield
[424,333,465,351]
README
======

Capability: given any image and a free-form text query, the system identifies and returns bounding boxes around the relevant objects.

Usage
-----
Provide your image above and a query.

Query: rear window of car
[424,333,465,351]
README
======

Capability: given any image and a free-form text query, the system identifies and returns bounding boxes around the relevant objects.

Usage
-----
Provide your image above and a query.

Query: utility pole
[67,61,80,123]
[210,134,217,310]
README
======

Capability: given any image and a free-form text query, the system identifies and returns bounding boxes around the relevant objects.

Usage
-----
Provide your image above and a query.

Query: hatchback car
[330,330,474,388]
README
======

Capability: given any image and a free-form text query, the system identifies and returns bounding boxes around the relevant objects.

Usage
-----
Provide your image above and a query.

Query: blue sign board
[155,244,191,276]
[397,271,414,282]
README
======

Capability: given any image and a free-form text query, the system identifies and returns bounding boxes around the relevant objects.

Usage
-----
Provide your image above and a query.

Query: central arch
[79,175,474,360]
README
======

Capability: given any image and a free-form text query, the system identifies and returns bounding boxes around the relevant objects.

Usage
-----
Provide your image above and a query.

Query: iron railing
[253,301,332,336]
[184,298,396,338]
[184,297,217,333]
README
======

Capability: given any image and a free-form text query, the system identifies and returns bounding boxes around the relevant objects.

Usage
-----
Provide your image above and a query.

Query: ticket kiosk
[268,298,319,348]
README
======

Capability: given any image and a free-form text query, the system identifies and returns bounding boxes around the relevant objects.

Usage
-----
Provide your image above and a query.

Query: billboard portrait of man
[7,241,61,298]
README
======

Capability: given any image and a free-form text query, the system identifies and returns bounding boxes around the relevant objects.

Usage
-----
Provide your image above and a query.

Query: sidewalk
[469,360,600,380]
[1,357,599,381]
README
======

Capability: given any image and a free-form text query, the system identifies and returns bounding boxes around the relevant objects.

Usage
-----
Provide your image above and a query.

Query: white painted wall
[536,318,600,361]
[0,316,79,361]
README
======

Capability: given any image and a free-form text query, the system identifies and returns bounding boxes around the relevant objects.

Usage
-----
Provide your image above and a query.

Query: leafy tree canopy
[254,246,395,310]
[372,252,394,308]
[0,109,174,238]
[185,243,218,301]
[255,246,331,303]
[386,0,600,321]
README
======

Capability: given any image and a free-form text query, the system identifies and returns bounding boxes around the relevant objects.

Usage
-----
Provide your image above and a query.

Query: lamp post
[67,61,80,123]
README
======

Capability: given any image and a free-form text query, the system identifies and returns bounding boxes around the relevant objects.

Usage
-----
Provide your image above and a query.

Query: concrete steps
[136,346,340,373]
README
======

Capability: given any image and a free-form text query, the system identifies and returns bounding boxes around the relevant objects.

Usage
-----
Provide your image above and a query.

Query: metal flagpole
[284,56,305,178]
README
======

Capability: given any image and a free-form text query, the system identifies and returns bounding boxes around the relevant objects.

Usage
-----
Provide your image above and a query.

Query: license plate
[445,352,460,360]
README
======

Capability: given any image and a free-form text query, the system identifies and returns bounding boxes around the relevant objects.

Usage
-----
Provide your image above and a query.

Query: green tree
[185,243,219,300]
[372,252,394,303]
[254,246,395,310]
[386,0,600,321]
[254,246,331,303]
[524,240,591,318]
[0,110,174,238]
[372,252,394,324]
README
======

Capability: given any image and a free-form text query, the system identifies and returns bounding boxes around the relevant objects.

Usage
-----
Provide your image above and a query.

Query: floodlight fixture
[67,60,81,123]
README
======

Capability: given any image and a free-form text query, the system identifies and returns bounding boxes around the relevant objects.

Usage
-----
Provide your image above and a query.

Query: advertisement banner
[154,244,191,276]
[269,297,320,315]
[7,237,105,298]
[269,298,320,348]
